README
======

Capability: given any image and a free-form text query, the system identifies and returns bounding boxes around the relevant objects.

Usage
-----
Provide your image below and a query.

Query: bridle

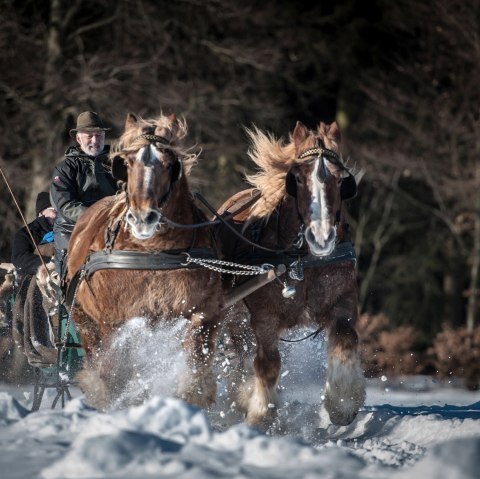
[111,134,182,184]
[285,144,356,200]
[112,133,184,235]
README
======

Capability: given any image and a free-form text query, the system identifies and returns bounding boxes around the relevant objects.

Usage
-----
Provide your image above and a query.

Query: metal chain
[183,254,273,276]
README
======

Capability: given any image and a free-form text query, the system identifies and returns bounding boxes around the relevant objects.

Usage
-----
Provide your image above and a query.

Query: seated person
[10,192,57,364]
[11,191,56,283]
[50,111,119,278]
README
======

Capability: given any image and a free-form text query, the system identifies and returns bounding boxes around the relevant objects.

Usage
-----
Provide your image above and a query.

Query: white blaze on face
[137,145,158,193]
[309,161,330,244]
[126,145,162,240]
[305,159,336,256]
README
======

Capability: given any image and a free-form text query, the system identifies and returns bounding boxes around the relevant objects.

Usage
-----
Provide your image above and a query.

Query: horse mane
[244,122,346,219]
[244,127,306,219]
[111,114,199,175]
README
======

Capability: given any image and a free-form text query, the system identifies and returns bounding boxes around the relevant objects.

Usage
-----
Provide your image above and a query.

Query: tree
[342,0,480,330]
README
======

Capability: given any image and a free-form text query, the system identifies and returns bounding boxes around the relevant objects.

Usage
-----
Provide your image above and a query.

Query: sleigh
[2,252,83,411]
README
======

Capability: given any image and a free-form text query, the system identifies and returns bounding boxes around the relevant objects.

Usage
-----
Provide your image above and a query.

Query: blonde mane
[245,127,312,219]
[111,114,199,175]
[244,122,344,219]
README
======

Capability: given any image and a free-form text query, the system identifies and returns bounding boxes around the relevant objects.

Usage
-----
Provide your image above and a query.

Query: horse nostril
[125,211,135,224]
[145,211,159,225]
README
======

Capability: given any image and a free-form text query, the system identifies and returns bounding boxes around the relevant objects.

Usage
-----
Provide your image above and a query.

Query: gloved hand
[40,231,54,244]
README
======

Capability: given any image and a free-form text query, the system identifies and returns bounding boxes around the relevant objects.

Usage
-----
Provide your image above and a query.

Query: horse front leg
[237,319,281,428]
[177,312,220,409]
[324,315,366,426]
[73,307,115,410]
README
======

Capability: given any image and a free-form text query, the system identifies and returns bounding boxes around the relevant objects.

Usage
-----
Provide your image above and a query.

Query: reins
[194,193,306,254]
[280,327,323,343]
[118,131,308,255]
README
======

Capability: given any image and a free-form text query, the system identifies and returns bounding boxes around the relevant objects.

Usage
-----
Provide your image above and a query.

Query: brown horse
[66,113,223,409]
[217,121,365,427]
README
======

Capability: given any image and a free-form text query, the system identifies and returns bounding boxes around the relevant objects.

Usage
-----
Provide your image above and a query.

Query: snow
[0,324,479,479]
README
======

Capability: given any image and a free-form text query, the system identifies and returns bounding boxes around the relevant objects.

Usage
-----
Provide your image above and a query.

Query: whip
[0,163,52,279]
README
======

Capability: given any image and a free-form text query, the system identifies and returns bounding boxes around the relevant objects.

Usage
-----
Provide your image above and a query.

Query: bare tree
[344,0,480,329]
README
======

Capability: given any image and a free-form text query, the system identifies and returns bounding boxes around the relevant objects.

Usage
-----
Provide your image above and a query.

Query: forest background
[0,0,479,385]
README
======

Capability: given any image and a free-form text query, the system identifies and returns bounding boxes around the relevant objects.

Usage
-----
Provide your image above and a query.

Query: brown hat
[69,111,111,139]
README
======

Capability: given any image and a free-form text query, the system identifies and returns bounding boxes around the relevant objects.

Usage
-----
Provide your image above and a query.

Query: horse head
[111,113,187,240]
[285,121,356,256]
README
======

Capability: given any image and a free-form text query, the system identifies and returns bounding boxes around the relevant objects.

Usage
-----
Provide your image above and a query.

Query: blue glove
[40,231,54,244]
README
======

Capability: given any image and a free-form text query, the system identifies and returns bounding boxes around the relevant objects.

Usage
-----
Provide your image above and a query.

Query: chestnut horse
[217,121,365,427]
[66,113,223,409]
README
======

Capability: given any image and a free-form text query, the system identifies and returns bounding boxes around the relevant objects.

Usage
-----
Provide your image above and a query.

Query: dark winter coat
[11,216,53,279]
[50,145,119,236]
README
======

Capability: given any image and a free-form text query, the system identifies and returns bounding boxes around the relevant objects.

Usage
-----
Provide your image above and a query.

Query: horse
[216,120,365,427]
[66,113,224,410]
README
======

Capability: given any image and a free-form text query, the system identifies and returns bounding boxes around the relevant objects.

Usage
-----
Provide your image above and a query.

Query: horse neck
[260,196,304,249]
[336,206,351,243]
[161,179,194,220]
[154,180,211,248]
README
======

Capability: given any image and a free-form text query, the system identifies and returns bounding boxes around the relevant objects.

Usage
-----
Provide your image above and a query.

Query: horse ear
[125,113,138,129]
[326,121,341,143]
[292,121,309,148]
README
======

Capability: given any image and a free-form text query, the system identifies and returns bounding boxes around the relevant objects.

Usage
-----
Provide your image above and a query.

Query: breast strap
[65,248,216,307]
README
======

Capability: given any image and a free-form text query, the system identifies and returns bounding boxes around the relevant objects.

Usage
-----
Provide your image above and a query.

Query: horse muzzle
[305,224,336,257]
[125,208,163,240]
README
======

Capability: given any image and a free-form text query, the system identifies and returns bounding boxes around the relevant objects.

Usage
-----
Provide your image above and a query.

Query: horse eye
[293,170,303,185]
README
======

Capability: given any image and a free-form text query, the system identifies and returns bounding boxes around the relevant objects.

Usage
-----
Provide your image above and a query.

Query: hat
[69,111,111,139]
[35,192,52,216]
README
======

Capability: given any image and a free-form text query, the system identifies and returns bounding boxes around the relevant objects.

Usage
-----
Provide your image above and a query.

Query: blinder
[340,173,357,200]
[171,158,182,183]
[112,155,128,182]
[285,169,297,197]
[285,155,357,201]
[111,151,182,184]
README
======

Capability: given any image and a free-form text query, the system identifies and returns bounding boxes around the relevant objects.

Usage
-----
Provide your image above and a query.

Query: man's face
[76,130,105,156]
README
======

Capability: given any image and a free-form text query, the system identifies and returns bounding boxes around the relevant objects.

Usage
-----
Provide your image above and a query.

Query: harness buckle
[181,252,192,266]
[289,259,304,281]
[259,263,274,274]
[293,224,305,249]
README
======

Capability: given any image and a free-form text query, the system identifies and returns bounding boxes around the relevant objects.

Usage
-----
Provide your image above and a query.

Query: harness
[234,241,356,272]
[65,247,216,307]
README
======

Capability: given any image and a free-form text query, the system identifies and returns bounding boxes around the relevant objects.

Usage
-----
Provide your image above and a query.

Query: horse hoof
[177,370,217,409]
[323,391,365,426]
[245,409,277,431]
[327,408,359,426]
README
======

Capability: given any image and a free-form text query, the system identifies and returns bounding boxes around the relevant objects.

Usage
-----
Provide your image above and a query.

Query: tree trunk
[466,162,480,331]
[27,0,64,219]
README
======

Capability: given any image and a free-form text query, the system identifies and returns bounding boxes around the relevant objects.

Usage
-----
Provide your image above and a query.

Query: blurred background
[0,0,478,385]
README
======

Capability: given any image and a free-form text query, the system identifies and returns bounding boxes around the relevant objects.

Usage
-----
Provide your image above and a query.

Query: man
[11,191,56,281]
[50,111,119,277]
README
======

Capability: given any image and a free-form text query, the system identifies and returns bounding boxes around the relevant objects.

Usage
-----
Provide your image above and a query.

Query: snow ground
[0,324,479,479]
